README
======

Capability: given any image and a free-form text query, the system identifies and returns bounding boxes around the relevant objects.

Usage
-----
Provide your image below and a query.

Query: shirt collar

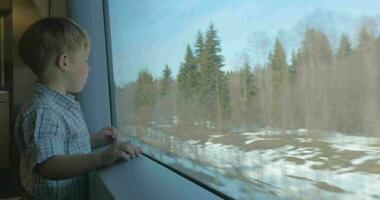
[35,82,78,110]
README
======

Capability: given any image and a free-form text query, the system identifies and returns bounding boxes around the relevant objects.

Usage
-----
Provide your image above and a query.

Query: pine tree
[160,64,173,96]
[337,34,352,59]
[318,31,333,66]
[289,51,296,74]
[194,31,204,63]
[357,27,374,52]
[240,59,255,123]
[299,29,332,67]
[268,38,288,126]
[135,70,156,108]
[220,74,231,121]
[269,38,288,92]
[240,60,255,98]
[134,70,156,125]
[177,45,199,99]
[199,23,230,126]
[289,50,300,80]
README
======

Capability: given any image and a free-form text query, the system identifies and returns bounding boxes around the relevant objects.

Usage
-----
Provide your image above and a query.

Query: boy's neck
[40,78,67,95]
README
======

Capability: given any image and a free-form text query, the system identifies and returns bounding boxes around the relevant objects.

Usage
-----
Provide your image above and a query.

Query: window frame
[102,0,117,128]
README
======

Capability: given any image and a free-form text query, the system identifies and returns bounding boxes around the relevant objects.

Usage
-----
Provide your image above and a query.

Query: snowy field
[124,126,380,200]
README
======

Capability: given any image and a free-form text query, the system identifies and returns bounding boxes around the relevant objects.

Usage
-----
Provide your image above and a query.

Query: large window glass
[106,1,380,199]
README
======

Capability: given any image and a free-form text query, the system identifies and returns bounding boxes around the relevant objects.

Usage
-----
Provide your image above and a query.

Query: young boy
[14,17,141,200]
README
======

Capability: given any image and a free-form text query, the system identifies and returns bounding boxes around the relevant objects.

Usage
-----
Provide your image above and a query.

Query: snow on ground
[126,126,380,200]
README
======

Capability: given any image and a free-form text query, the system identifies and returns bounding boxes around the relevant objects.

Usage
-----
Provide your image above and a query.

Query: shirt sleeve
[31,107,66,168]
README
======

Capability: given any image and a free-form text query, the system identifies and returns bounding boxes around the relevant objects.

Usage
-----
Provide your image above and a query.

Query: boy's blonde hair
[18,17,90,77]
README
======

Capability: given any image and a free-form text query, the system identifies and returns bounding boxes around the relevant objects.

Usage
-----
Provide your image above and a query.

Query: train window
[105,0,380,199]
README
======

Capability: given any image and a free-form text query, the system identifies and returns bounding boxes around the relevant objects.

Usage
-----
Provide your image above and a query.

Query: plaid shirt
[14,83,92,200]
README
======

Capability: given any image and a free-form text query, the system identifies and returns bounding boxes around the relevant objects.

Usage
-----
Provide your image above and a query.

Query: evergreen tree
[220,74,231,120]
[269,38,288,92]
[268,38,288,126]
[299,29,332,67]
[357,27,374,52]
[289,51,296,74]
[177,45,199,99]
[240,60,255,98]
[240,59,255,122]
[134,70,156,125]
[337,34,352,59]
[199,23,230,125]
[134,70,156,108]
[160,64,173,96]
[317,31,333,66]
[194,31,204,63]
[289,50,300,79]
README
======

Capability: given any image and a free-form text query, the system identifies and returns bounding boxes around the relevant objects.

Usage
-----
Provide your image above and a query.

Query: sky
[108,0,380,87]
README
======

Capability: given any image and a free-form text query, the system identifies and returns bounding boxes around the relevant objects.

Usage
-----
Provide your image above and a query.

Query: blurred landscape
[109,1,380,199]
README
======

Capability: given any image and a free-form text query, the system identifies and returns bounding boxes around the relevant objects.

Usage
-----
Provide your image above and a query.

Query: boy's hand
[101,141,142,166]
[92,127,121,147]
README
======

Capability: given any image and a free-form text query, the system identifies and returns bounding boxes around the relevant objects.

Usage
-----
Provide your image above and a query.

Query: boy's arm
[34,151,103,180]
[34,141,141,180]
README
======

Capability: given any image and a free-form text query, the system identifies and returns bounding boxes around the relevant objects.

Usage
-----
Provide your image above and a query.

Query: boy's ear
[57,53,70,71]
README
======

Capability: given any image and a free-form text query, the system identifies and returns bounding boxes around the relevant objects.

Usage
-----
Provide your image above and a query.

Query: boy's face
[65,44,91,93]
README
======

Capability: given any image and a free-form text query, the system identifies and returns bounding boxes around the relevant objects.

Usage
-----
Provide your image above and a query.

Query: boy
[14,17,141,200]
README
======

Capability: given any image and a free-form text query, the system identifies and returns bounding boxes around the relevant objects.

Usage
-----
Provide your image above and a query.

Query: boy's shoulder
[19,92,60,119]
[17,83,80,125]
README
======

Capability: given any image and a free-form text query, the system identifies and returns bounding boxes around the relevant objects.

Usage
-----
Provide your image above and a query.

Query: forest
[116,23,380,137]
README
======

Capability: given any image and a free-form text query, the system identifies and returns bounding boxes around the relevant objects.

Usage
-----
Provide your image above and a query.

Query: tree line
[116,23,380,136]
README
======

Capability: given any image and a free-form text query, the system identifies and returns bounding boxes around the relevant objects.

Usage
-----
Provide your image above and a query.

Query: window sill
[90,146,223,200]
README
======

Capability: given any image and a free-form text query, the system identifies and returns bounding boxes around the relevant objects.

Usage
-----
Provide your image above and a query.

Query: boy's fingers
[117,141,141,158]
[118,143,133,157]
[106,127,118,138]
[137,147,143,154]
[134,146,141,156]
[126,145,138,158]
[119,151,130,160]
[127,146,137,158]
[132,146,140,155]
[126,142,141,155]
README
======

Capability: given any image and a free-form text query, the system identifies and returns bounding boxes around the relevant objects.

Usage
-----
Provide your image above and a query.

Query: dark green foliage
[240,60,255,100]
[269,38,288,92]
[160,64,173,96]
[134,70,156,109]
[289,50,301,80]
[177,45,199,99]
[194,31,204,62]
[198,23,230,121]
